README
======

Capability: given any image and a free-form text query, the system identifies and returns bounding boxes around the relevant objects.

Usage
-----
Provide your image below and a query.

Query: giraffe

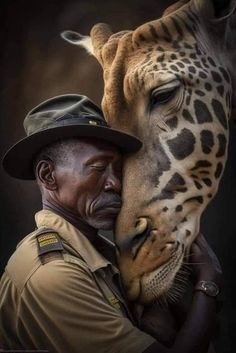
[61,0,236,304]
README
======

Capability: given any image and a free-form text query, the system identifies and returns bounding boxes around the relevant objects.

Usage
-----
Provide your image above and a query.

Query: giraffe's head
[62,0,236,304]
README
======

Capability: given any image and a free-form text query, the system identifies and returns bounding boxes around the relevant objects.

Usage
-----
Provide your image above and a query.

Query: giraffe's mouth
[118,234,185,304]
[137,244,185,304]
[116,211,199,304]
[116,217,182,299]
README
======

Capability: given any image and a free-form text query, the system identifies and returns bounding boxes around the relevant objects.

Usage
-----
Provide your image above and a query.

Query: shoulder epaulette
[36,228,64,256]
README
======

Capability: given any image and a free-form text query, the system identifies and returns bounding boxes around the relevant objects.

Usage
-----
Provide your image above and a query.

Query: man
[0,94,222,353]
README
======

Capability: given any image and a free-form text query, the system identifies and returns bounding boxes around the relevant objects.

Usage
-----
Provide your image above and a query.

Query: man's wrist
[194,280,220,298]
[194,280,223,312]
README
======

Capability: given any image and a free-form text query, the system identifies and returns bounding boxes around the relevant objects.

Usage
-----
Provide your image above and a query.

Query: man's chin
[88,215,117,231]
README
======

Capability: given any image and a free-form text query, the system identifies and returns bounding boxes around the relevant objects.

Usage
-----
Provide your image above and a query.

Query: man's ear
[36,160,57,191]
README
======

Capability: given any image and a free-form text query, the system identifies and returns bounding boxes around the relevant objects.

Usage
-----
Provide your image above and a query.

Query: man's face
[54,138,122,230]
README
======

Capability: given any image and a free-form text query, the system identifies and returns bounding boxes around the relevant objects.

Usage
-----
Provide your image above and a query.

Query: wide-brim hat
[2,94,142,180]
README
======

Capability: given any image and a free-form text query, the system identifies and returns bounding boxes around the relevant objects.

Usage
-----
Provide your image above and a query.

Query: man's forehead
[70,137,122,157]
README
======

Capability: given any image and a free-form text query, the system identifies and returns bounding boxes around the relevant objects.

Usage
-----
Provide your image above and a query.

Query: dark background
[0,1,235,352]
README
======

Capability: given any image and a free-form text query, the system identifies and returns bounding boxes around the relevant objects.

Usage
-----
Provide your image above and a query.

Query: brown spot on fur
[183,58,191,64]
[219,67,230,83]
[170,64,179,72]
[212,99,228,130]
[176,205,183,212]
[167,128,196,160]
[194,180,203,189]
[202,178,212,187]
[196,90,205,97]
[166,116,178,129]
[200,130,214,154]
[199,71,207,79]
[183,109,194,123]
[205,83,212,91]
[184,196,204,204]
[191,160,212,170]
[207,57,216,67]
[216,134,227,158]
[194,100,213,124]
[176,61,185,69]
[211,71,222,83]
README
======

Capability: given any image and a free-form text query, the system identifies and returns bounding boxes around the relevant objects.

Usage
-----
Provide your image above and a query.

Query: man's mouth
[91,194,122,216]
[96,199,122,215]
[97,202,121,213]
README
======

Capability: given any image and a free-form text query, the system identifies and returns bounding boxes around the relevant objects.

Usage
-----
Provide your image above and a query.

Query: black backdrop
[0,1,235,352]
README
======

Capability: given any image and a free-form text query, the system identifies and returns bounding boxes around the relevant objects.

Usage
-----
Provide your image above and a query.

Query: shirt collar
[35,209,117,273]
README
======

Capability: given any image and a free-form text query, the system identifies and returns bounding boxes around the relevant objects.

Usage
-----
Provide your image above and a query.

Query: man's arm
[3,234,220,353]
[15,259,155,353]
[143,292,217,353]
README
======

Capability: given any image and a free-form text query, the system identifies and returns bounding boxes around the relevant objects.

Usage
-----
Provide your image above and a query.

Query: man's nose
[104,172,121,193]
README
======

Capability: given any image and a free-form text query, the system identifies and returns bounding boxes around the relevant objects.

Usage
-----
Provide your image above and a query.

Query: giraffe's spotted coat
[167,128,196,160]
[216,134,227,158]
[200,130,214,154]
[194,100,213,124]
[69,0,233,303]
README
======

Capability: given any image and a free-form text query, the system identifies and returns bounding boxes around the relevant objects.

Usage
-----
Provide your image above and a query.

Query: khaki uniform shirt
[0,210,155,353]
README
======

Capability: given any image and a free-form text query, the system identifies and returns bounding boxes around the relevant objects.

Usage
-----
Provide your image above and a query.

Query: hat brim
[2,124,142,180]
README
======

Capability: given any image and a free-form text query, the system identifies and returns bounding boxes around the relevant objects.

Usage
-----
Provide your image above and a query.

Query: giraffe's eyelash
[150,81,181,108]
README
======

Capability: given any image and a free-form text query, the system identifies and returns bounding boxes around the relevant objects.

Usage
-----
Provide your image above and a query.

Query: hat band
[46,115,109,130]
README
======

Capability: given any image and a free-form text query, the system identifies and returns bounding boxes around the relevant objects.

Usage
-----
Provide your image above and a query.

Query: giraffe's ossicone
[62,0,236,304]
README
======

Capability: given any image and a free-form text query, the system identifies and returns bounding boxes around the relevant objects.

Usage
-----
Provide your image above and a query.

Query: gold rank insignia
[37,232,64,256]
[108,296,121,309]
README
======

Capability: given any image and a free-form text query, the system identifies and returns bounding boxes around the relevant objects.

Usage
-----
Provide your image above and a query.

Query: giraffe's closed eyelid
[150,85,180,107]
[150,79,181,97]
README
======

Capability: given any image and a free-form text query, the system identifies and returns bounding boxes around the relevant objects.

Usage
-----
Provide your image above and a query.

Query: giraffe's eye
[150,81,181,108]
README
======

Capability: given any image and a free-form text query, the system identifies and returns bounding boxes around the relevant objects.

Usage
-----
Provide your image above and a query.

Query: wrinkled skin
[37,138,123,231]
[62,0,236,304]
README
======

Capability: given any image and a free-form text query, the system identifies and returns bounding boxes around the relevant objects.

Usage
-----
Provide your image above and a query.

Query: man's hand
[190,234,223,289]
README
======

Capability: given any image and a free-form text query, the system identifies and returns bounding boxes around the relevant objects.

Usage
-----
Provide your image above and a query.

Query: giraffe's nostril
[131,225,151,259]
[166,240,180,252]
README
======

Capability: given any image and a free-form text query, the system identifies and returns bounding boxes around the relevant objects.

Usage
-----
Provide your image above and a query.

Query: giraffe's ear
[209,0,236,19]
[226,14,236,121]
[195,0,236,52]
[193,0,236,23]
[60,30,95,56]
[194,0,236,120]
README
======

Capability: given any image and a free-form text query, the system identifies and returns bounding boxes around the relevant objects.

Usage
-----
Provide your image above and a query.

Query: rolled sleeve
[16,260,155,353]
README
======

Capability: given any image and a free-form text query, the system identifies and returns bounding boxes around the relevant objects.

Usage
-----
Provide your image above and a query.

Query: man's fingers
[190,234,211,263]
[193,233,209,249]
